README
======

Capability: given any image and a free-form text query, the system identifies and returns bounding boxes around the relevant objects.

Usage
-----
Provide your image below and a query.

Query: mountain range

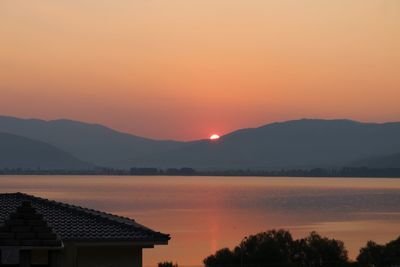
[0,116,183,168]
[0,115,399,170]
[350,153,400,169]
[0,132,92,170]
[133,119,400,170]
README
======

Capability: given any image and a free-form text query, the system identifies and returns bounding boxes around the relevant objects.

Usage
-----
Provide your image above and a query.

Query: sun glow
[209,134,220,140]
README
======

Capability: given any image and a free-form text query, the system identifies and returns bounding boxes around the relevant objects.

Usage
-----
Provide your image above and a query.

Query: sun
[209,134,220,140]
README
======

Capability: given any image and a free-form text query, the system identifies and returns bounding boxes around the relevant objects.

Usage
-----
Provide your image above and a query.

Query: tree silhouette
[293,232,348,267]
[204,230,350,267]
[237,230,294,266]
[357,241,385,267]
[204,248,238,267]
[357,237,400,267]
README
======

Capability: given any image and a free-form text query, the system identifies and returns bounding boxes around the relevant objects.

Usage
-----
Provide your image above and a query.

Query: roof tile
[0,201,62,248]
[0,193,170,243]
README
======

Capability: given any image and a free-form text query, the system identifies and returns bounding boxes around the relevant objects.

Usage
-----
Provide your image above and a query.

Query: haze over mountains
[0,116,183,168]
[135,119,400,169]
[0,132,92,170]
[351,153,400,169]
[0,115,399,170]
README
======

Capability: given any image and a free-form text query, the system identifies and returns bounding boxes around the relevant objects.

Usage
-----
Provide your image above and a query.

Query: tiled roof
[0,193,170,243]
[0,201,63,248]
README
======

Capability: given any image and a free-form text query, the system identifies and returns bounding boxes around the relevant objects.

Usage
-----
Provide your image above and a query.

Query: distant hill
[1,116,400,170]
[0,116,185,168]
[349,152,400,168]
[133,119,400,170]
[0,132,92,170]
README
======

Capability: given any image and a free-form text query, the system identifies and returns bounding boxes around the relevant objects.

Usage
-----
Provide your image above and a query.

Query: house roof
[0,201,63,249]
[0,193,170,244]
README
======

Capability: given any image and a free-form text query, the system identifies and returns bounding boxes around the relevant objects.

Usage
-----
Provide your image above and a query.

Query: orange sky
[0,1,399,141]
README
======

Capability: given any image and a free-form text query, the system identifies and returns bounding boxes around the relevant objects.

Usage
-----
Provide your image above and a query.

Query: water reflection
[1,176,400,266]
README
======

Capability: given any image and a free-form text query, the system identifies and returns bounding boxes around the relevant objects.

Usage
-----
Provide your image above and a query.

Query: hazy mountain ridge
[1,116,400,170]
[0,116,185,167]
[132,119,400,169]
[0,132,92,170]
[349,152,400,169]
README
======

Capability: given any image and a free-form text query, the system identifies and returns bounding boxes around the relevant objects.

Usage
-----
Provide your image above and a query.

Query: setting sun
[210,134,220,140]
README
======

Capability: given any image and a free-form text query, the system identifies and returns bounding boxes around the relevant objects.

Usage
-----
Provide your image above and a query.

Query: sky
[0,0,399,141]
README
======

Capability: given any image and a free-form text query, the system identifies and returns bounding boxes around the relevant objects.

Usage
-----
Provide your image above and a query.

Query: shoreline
[1,168,400,178]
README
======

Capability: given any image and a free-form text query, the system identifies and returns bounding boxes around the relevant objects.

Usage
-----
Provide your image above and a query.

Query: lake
[1,176,400,266]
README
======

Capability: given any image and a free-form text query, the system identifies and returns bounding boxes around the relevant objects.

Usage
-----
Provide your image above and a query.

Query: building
[0,192,170,267]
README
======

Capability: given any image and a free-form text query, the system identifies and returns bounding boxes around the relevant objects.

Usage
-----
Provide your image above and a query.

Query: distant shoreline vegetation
[1,167,400,177]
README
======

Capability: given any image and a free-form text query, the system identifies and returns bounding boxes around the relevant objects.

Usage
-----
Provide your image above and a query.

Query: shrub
[158,261,178,267]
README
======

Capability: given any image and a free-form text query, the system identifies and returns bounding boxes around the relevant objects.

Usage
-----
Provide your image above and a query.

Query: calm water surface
[1,176,400,266]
